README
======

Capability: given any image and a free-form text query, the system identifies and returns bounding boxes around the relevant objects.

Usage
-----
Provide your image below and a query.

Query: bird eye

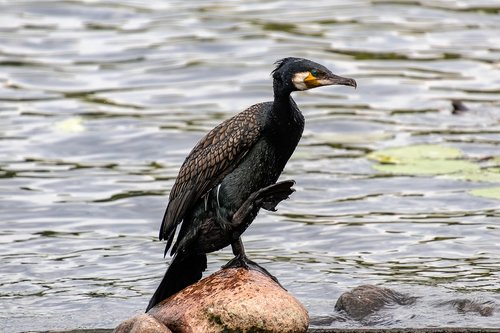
[310,69,319,77]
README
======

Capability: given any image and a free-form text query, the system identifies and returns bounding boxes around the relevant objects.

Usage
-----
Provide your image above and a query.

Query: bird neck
[268,89,305,163]
[271,90,301,124]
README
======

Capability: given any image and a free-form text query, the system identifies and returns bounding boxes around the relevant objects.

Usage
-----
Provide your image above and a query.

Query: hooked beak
[317,72,357,89]
[303,71,357,89]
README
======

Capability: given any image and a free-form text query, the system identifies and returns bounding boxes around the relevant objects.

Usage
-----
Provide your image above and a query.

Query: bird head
[272,57,357,93]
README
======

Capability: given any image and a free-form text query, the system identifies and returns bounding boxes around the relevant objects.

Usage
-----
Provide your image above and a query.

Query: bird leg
[223,238,284,289]
[231,179,296,235]
[221,180,295,289]
[195,180,295,255]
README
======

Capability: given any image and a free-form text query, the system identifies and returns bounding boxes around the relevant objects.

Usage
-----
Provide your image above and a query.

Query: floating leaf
[470,187,500,200]
[451,168,500,182]
[368,146,500,201]
[373,159,479,175]
[367,144,475,175]
[367,144,463,163]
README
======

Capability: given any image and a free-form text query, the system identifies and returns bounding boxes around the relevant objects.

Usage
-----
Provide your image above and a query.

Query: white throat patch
[292,72,309,91]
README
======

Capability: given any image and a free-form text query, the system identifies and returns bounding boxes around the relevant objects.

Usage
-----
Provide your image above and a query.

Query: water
[0,0,499,331]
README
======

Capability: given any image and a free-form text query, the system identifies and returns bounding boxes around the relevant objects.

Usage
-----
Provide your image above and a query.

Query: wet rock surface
[110,283,497,332]
[334,285,417,321]
[331,285,496,327]
[436,299,495,317]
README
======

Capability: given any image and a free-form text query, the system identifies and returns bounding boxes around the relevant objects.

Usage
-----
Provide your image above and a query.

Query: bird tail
[146,252,207,312]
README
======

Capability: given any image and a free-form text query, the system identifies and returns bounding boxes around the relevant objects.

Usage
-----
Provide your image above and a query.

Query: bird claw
[222,254,286,290]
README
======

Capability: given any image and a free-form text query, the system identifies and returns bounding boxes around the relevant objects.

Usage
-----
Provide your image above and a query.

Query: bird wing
[160,104,264,253]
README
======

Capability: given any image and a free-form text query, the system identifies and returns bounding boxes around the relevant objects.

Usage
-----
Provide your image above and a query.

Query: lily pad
[367,144,463,164]
[451,167,500,182]
[470,187,500,200]
[373,159,479,175]
[368,144,500,200]
[367,144,476,175]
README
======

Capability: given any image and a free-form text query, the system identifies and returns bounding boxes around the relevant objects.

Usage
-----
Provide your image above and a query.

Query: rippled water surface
[1,1,499,332]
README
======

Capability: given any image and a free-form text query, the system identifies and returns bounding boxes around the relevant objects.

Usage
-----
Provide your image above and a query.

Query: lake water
[0,1,499,332]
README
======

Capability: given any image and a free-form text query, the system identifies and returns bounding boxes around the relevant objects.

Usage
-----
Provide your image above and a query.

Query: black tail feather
[146,252,207,312]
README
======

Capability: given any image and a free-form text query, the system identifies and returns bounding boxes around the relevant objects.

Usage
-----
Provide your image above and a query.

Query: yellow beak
[304,72,321,88]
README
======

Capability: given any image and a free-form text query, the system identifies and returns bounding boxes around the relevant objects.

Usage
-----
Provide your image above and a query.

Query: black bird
[451,99,469,115]
[146,57,357,311]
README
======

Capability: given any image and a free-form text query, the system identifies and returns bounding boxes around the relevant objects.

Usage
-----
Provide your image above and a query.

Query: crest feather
[272,57,301,75]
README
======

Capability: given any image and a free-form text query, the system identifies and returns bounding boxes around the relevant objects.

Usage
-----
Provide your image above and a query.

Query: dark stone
[334,285,417,320]
[437,299,495,317]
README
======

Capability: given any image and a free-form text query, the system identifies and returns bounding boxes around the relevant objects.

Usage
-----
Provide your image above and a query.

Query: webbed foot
[222,254,285,290]
[257,180,295,212]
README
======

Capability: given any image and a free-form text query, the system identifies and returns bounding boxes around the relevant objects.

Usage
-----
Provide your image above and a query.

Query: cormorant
[146,57,357,311]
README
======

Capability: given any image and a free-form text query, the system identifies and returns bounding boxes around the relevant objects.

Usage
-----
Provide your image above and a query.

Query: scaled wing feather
[159,106,263,254]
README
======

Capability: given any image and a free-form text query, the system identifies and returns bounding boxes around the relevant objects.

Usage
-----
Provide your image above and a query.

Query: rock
[113,313,172,333]
[437,299,495,317]
[148,267,309,333]
[334,284,416,320]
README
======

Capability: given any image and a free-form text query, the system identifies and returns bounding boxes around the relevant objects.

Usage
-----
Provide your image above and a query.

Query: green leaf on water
[470,187,500,200]
[367,144,463,164]
[372,159,479,175]
[367,144,476,175]
[368,145,500,185]
[450,167,500,182]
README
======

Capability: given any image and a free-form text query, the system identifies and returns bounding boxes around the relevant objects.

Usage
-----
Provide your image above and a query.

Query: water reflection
[0,0,499,332]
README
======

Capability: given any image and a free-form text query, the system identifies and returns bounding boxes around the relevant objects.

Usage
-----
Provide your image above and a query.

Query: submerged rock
[114,267,308,333]
[335,284,416,320]
[437,298,495,317]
